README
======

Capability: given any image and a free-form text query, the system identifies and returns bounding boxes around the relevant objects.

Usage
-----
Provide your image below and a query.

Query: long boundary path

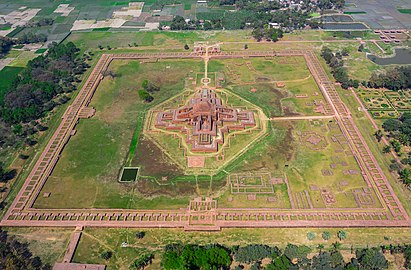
[1,50,409,229]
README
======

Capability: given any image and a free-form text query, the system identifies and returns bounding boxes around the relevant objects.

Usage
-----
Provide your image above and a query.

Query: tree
[203,21,212,30]
[382,119,402,132]
[234,244,279,263]
[100,251,112,260]
[184,44,190,50]
[356,247,388,270]
[136,231,145,239]
[138,90,153,103]
[266,255,290,270]
[171,16,188,30]
[307,232,316,241]
[311,251,344,269]
[284,243,310,262]
[337,230,347,241]
[374,130,383,142]
[251,28,264,42]
[332,242,342,251]
[163,244,231,270]
[382,145,391,154]
[317,244,325,253]
[358,44,365,52]
[321,47,333,63]
[399,169,411,186]
[391,140,401,153]
[142,80,160,93]
[244,44,248,50]
[322,231,331,241]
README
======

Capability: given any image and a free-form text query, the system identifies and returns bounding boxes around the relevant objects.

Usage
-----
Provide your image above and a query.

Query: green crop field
[0,66,24,102]
[397,9,411,14]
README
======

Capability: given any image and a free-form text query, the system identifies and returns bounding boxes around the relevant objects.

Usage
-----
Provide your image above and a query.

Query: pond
[367,48,411,65]
[323,23,369,30]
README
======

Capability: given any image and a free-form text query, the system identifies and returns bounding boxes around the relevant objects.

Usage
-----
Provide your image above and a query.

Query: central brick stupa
[155,88,256,152]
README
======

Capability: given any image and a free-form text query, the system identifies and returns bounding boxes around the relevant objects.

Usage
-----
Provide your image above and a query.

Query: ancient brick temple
[155,88,256,152]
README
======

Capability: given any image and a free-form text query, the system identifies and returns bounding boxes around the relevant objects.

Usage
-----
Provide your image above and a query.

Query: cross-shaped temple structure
[155,88,256,152]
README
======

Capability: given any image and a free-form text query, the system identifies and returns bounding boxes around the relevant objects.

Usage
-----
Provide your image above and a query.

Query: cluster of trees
[367,66,411,90]
[162,244,232,269]
[380,112,411,186]
[0,229,50,269]
[167,9,321,33]
[160,242,400,270]
[251,27,283,42]
[17,33,47,44]
[234,244,279,263]
[1,42,87,123]
[321,47,359,89]
[316,0,345,9]
[0,42,88,150]
[169,16,223,31]
[0,37,14,56]
[138,80,160,103]
[27,18,54,28]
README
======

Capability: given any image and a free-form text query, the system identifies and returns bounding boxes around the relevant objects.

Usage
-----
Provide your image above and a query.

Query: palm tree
[332,242,342,251]
[317,244,325,253]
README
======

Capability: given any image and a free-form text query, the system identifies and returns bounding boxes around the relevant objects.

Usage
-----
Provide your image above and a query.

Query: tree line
[321,46,360,89]
[159,242,407,269]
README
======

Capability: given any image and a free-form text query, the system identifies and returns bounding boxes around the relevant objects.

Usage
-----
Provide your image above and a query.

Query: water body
[323,23,369,30]
[367,48,411,65]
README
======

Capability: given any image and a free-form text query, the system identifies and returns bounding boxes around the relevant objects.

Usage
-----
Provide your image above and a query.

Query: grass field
[0,66,24,102]
[209,56,327,117]
[34,58,204,209]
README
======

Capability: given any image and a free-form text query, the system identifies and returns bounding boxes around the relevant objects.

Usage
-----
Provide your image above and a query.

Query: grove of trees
[368,66,411,90]
[321,46,359,89]
[159,242,403,270]
[0,42,88,150]
[381,112,411,186]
